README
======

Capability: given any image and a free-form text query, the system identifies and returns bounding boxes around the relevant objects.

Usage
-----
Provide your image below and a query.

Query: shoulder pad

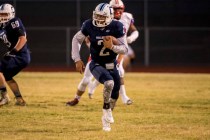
[123,12,134,20]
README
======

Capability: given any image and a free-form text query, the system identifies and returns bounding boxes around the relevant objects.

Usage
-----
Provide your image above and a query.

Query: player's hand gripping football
[103,36,113,49]
[75,60,85,74]
[103,36,119,49]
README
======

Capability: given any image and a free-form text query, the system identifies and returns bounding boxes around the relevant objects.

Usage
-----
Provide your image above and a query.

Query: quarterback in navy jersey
[71,3,128,131]
[81,19,125,65]
[0,3,30,106]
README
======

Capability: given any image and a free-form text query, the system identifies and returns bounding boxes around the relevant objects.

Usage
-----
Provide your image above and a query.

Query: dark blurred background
[2,0,210,71]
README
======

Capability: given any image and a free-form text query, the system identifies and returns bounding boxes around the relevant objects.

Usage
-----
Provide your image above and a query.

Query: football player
[66,0,139,107]
[66,37,94,106]
[88,0,139,104]
[70,3,128,131]
[0,3,31,106]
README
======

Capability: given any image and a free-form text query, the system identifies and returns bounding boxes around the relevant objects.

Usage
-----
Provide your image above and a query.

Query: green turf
[0,72,210,140]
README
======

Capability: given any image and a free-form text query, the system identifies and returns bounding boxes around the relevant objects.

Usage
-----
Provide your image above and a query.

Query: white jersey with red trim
[119,12,134,38]
[118,12,135,77]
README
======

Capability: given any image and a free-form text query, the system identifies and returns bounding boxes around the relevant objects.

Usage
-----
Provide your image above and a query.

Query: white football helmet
[109,0,124,20]
[92,3,114,27]
[0,3,15,23]
[109,0,125,9]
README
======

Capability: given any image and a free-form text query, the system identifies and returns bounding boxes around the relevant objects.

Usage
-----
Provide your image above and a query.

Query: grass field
[0,72,210,140]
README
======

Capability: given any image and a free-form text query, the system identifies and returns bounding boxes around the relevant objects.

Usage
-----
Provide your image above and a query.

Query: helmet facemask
[109,0,124,20]
[92,3,114,28]
[113,7,124,20]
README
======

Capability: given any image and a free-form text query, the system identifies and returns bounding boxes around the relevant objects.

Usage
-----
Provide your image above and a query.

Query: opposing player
[0,3,31,106]
[65,36,94,106]
[70,3,128,131]
[88,0,139,104]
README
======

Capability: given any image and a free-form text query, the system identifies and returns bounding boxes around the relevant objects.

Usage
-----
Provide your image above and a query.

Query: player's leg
[123,45,135,70]
[101,115,111,131]
[120,77,133,105]
[2,50,30,106]
[122,55,130,70]
[110,67,121,110]
[100,65,121,131]
[90,61,114,131]
[88,78,100,99]
[7,78,26,106]
[5,72,27,106]
[0,73,10,106]
[66,61,93,106]
[118,59,133,105]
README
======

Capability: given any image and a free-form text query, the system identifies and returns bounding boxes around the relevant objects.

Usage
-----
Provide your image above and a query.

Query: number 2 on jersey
[98,40,110,56]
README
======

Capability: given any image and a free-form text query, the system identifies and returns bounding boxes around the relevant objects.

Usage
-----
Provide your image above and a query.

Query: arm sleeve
[71,30,86,62]
[111,35,128,54]
[127,30,139,44]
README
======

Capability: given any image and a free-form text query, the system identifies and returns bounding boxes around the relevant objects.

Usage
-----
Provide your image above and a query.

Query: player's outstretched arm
[112,36,128,54]
[75,60,85,74]
[72,31,86,62]
[15,35,27,51]
[127,24,139,44]
[71,30,86,74]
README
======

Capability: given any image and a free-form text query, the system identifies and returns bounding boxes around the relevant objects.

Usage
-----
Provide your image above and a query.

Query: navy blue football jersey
[81,19,125,65]
[2,17,26,51]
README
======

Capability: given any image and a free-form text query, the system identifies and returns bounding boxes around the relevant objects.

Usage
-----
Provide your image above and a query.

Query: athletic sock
[0,87,7,94]
[13,91,22,98]
[103,103,110,109]
[75,95,81,100]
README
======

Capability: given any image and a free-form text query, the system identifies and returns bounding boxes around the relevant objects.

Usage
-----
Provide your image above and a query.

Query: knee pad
[103,80,114,103]
[104,80,114,92]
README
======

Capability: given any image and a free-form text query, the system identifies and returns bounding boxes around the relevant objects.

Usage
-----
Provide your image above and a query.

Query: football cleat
[102,108,114,123]
[15,97,26,106]
[0,93,10,106]
[66,98,79,106]
[88,93,93,99]
[102,116,111,132]
[125,99,133,105]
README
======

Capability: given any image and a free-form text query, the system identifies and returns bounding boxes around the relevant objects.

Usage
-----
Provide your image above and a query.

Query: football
[111,36,119,45]
[104,36,111,41]
[103,36,119,45]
